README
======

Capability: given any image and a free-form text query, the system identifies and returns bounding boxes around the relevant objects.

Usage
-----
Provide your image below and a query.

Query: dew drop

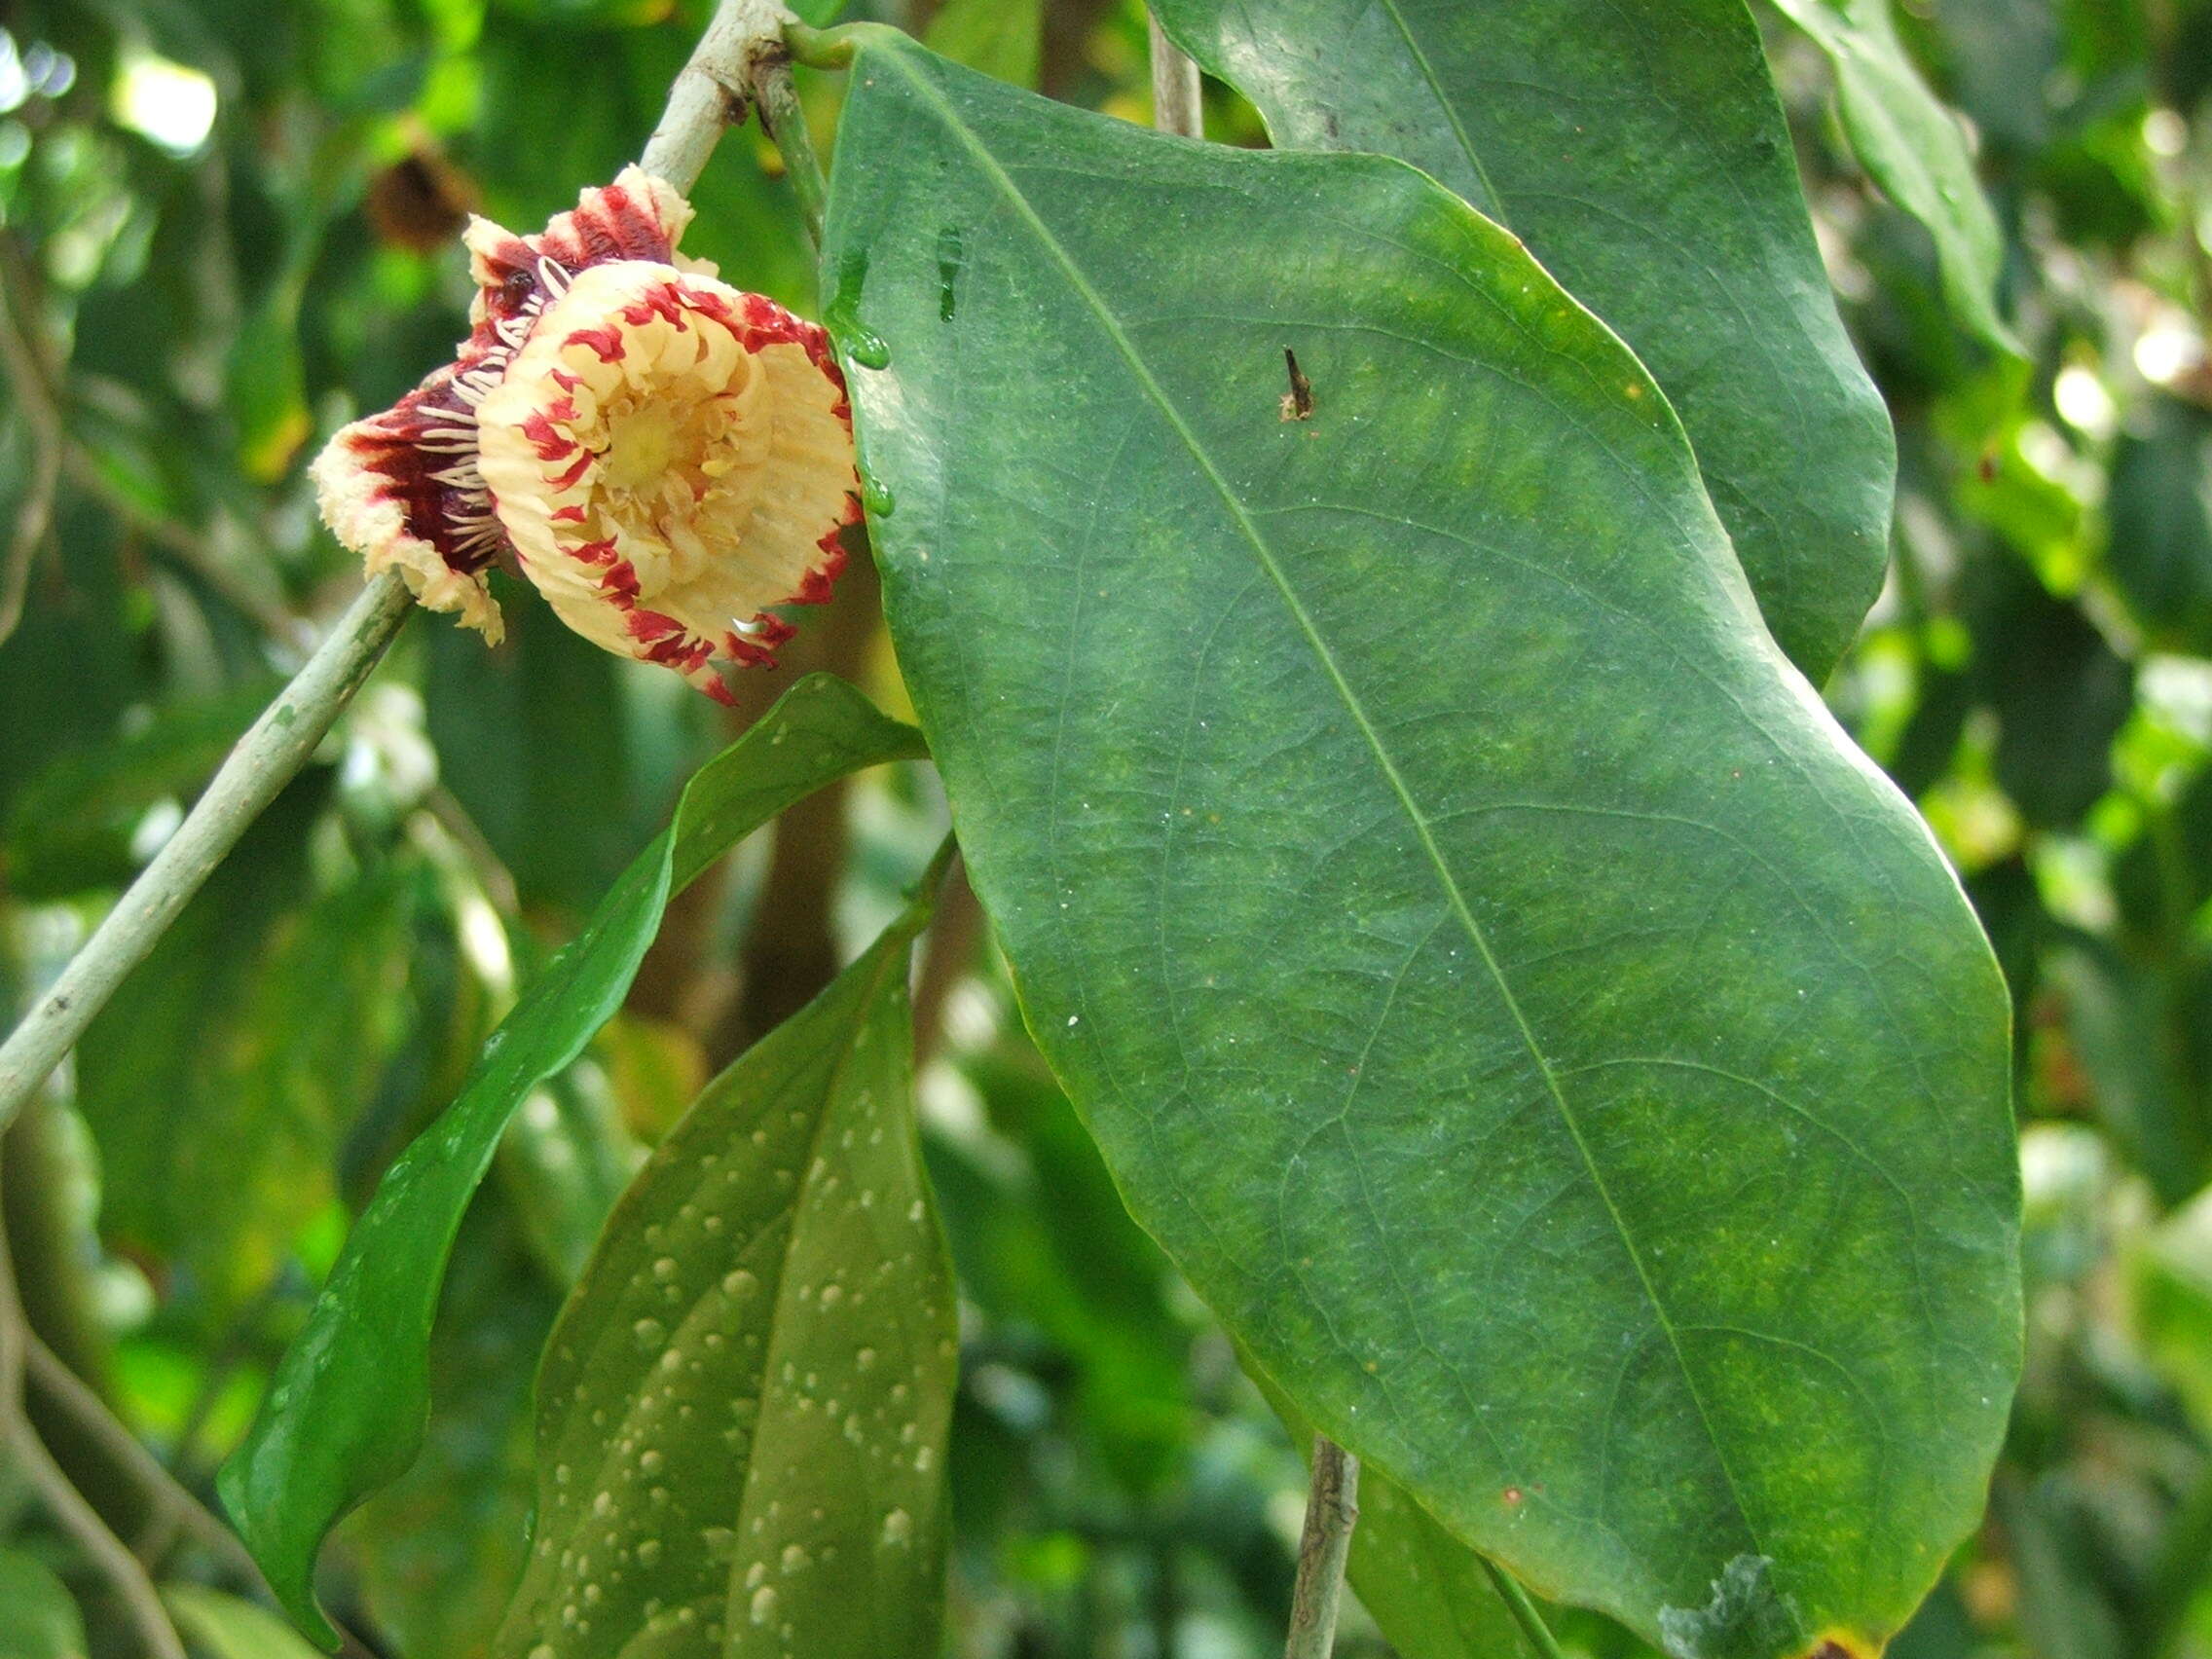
[750,1585,780,1626]
[781,1543,811,1573]
[723,1268,759,1298]
[936,226,964,322]
[633,1318,667,1349]
[882,1508,912,1547]
[651,1257,680,1281]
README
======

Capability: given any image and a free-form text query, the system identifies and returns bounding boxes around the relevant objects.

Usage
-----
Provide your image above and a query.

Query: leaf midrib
[1366,0,1505,217]
[870,42,1776,1584]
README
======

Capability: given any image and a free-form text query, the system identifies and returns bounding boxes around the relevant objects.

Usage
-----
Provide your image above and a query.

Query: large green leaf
[824,35,2019,1658]
[1765,0,2020,354]
[1148,0,1893,680]
[219,675,927,1648]
[492,853,956,1659]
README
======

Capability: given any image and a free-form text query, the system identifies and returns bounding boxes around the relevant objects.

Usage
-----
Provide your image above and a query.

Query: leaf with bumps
[221,676,929,1648]
[492,856,957,1659]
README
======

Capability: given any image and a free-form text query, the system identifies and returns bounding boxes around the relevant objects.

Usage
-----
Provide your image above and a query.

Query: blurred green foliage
[1,0,2211,1655]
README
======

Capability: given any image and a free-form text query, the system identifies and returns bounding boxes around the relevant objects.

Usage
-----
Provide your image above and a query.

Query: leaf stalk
[1481,1556,1572,1659]
[1283,1436,1360,1659]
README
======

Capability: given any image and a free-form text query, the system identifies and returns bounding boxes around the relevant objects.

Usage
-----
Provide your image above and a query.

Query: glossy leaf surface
[220,676,926,1647]
[826,36,2019,1658]
[492,863,955,1659]
[1766,0,2020,353]
[1148,0,1894,678]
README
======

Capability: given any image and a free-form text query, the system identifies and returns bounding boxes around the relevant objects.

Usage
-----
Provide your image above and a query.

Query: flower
[310,166,743,647]
[473,262,857,703]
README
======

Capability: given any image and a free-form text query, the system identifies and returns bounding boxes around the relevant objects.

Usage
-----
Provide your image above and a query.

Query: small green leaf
[826,35,2018,1658]
[163,1586,328,1659]
[219,675,927,1649]
[348,1198,560,1659]
[1148,0,1897,678]
[226,282,313,484]
[0,1551,87,1659]
[1766,0,2021,354]
[492,858,956,1659]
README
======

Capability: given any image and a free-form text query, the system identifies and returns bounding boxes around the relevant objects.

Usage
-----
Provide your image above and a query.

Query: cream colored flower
[310,166,708,644]
[473,260,857,704]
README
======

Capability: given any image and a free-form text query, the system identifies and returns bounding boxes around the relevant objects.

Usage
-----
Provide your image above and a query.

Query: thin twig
[1480,1556,1571,1659]
[1284,1436,1360,1659]
[1147,10,1205,139]
[0,249,64,646]
[0,233,297,650]
[641,0,798,196]
[0,571,414,1139]
[0,1156,188,1659]
[23,1336,266,1584]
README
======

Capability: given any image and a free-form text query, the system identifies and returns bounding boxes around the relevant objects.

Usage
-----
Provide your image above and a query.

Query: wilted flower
[310,165,857,697]
[473,261,858,703]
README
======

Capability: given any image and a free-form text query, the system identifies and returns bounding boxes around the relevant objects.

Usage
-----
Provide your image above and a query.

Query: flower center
[602,398,690,498]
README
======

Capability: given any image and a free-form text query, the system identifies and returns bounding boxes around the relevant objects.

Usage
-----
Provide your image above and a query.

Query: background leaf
[162,1585,327,1659]
[1149,0,1896,680]
[493,856,955,1659]
[924,0,1044,91]
[1766,0,2021,353]
[0,1550,87,1659]
[825,35,2018,1657]
[218,675,926,1647]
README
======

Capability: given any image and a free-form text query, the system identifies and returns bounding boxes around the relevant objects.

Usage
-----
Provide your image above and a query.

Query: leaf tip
[214,1441,345,1653]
